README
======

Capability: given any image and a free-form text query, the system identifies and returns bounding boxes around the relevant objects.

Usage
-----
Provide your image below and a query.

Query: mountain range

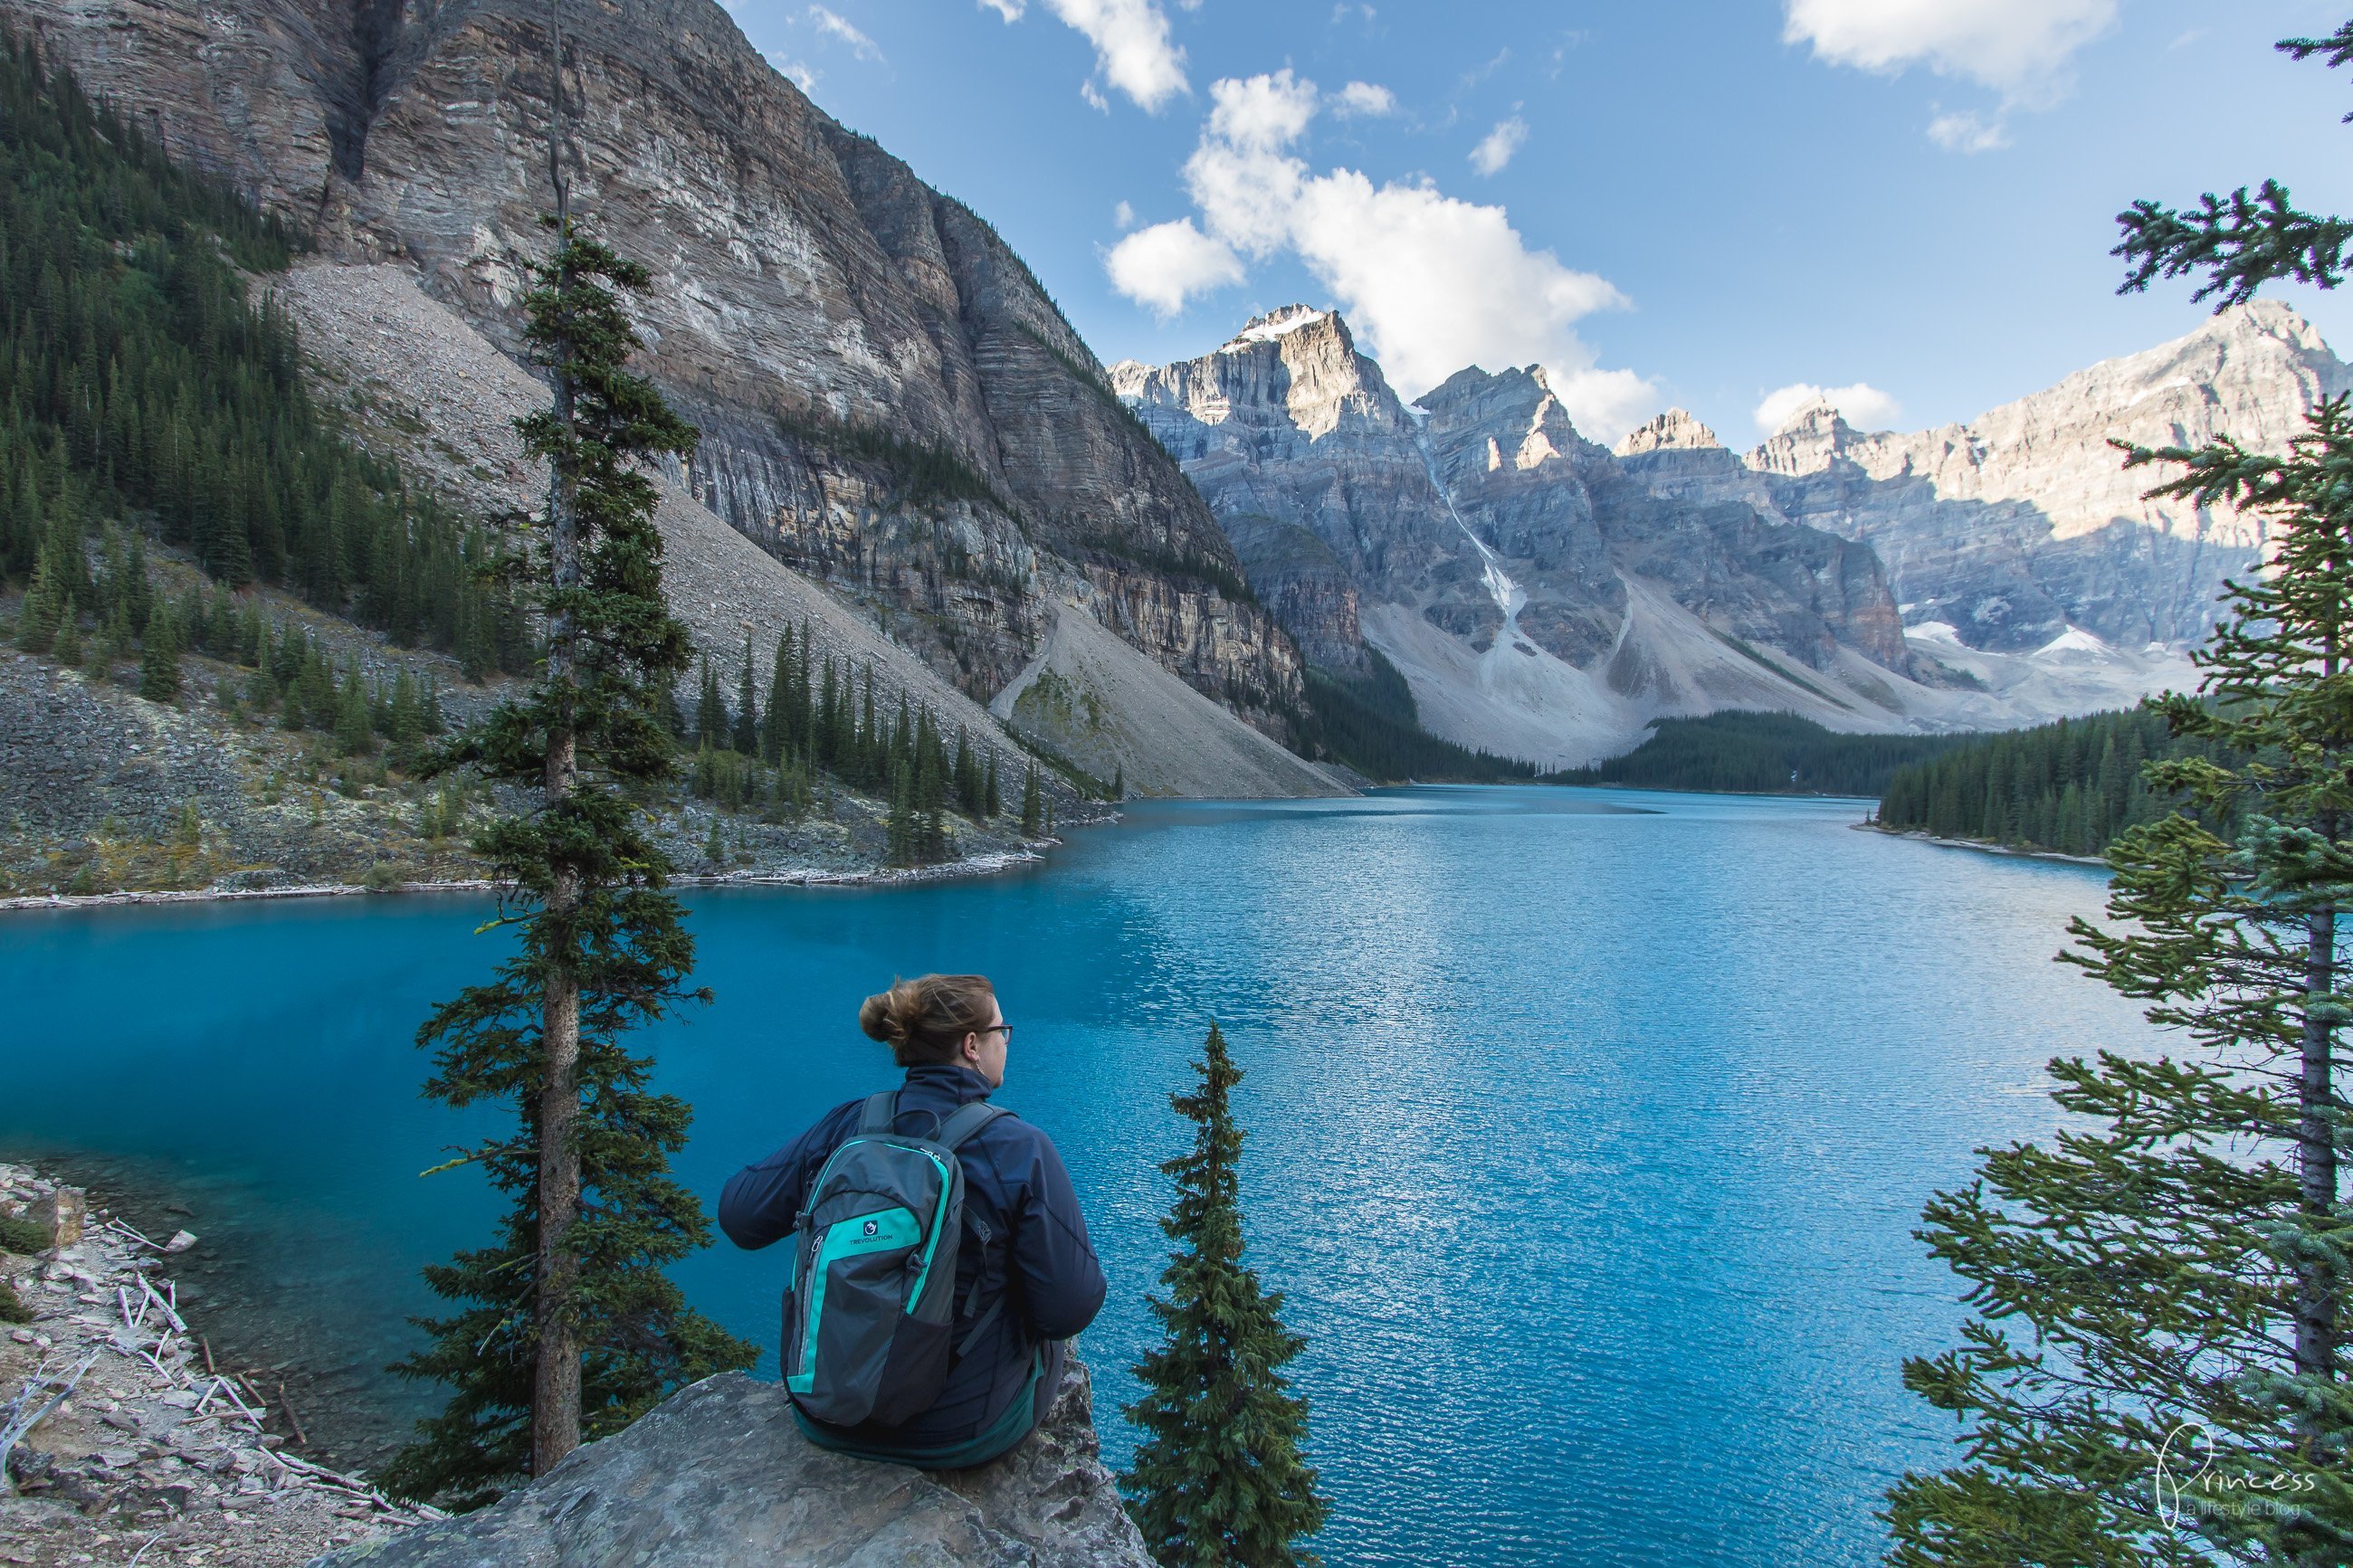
[1114,301,2342,767]
[5,0,2342,782]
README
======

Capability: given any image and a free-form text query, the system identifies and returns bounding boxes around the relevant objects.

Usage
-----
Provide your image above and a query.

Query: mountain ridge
[1119,300,2328,766]
[1117,309,1949,767]
[1635,299,2344,652]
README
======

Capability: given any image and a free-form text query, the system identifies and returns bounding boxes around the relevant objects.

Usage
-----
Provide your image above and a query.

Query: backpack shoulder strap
[938,1100,1010,1152]
[857,1090,898,1135]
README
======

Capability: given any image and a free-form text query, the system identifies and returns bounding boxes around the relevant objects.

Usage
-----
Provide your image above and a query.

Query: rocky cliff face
[1415,366,1912,673]
[1685,302,2347,653]
[1111,309,1464,681]
[2,0,1306,739]
[1117,309,1920,765]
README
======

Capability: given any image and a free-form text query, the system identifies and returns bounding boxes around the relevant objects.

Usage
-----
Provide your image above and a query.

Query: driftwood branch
[0,1352,100,1494]
[140,1277,187,1335]
[276,1381,310,1448]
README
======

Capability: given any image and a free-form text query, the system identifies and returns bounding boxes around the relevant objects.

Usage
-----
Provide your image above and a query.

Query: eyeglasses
[976,1023,1013,1040]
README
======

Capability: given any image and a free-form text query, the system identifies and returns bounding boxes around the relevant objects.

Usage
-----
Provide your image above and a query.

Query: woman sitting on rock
[718,973,1107,1469]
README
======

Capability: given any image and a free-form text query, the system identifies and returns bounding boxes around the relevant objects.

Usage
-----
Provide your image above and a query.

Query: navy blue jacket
[718,1063,1108,1443]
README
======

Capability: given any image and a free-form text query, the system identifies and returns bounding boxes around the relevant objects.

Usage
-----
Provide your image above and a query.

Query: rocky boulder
[314,1358,1150,1568]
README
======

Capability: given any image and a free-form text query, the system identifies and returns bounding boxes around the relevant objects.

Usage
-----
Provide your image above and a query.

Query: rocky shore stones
[26,1189,85,1250]
[0,1163,437,1567]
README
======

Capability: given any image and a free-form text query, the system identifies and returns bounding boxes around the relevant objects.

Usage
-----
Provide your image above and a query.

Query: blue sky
[721,0,2353,445]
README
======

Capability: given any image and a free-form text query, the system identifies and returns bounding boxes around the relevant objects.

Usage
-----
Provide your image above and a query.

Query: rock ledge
[314,1359,1149,1567]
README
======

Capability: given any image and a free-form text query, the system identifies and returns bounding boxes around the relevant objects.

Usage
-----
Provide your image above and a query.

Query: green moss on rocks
[0,1213,48,1256]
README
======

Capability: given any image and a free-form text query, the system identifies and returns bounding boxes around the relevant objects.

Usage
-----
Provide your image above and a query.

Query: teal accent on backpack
[787,1204,921,1395]
[902,1152,953,1306]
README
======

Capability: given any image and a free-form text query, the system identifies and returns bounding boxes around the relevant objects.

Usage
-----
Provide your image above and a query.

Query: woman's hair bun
[858,984,912,1045]
[858,974,996,1066]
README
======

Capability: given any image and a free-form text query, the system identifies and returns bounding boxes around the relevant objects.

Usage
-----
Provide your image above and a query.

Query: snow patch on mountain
[1224,305,1331,350]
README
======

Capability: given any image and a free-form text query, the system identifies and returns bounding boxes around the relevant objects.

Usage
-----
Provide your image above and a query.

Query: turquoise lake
[0,787,2163,1565]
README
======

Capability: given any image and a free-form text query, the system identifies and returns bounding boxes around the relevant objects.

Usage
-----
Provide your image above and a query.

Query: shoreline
[1855,821,2108,868]
[1557,780,1878,803]
[0,841,1073,916]
[0,1161,437,1564]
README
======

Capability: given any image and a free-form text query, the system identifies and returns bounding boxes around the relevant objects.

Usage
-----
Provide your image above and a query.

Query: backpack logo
[862,1220,879,1237]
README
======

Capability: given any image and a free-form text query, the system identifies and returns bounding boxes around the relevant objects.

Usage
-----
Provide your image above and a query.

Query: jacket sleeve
[718,1106,845,1250]
[1009,1131,1109,1341]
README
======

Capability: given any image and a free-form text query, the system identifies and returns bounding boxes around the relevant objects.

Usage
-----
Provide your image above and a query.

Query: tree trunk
[532,5,583,1475]
[2298,852,2340,1392]
[2300,622,2341,1393]
[533,848,581,1477]
[533,412,583,1471]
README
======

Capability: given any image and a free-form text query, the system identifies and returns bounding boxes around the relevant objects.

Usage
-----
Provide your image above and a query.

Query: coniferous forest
[1872,707,2215,858]
[0,30,529,677]
[1301,650,1536,783]
[1555,711,1970,797]
[679,626,1011,866]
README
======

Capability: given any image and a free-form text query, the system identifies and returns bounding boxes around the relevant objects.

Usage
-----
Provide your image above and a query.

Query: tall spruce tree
[1122,1024,1327,1568]
[694,653,725,746]
[137,603,181,702]
[761,626,792,765]
[953,727,979,818]
[1888,24,2353,1563]
[732,632,758,755]
[387,15,752,1504]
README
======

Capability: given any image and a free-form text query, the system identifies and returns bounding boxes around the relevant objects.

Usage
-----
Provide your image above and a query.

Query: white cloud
[1104,218,1244,317]
[1927,109,2008,153]
[977,0,1024,18]
[1469,115,1527,176]
[1755,381,1904,434]
[1113,199,1137,229]
[1038,0,1188,111]
[766,51,819,90]
[1543,369,1663,447]
[1184,77,1312,254]
[1784,0,2118,104]
[1334,80,1396,117]
[1107,71,1651,438]
[1283,168,1631,412]
[807,5,883,62]
[1206,68,1319,150]
[1081,80,1111,112]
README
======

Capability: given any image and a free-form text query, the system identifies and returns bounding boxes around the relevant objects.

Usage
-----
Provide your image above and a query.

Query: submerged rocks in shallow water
[313,1357,1149,1567]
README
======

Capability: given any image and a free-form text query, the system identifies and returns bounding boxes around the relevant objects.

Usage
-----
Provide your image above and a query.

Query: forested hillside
[1303,652,1536,783]
[0,33,529,673]
[0,31,1056,895]
[1872,707,2207,857]
[1555,712,1968,797]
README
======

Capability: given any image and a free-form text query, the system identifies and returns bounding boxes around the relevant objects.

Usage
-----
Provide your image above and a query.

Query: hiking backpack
[782,1091,1011,1429]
